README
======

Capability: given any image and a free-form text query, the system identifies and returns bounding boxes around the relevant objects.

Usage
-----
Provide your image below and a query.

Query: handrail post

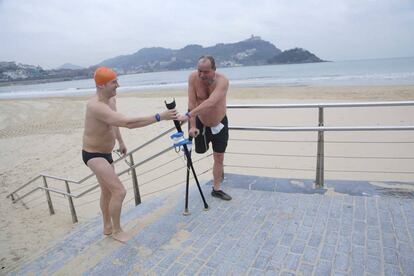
[129,154,141,205]
[42,176,55,215]
[315,107,325,188]
[64,181,78,223]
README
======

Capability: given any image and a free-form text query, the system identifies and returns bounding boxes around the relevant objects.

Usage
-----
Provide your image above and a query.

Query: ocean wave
[1,59,413,99]
[0,87,96,99]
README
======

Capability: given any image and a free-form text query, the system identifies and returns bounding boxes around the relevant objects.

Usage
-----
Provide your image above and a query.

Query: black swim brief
[82,150,113,165]
[194,115,229,154]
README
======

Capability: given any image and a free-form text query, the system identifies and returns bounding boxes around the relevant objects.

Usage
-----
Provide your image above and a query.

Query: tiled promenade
[12,174,414,275]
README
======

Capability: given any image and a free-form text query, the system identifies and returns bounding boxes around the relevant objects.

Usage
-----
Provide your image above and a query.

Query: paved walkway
[12,174,414,275]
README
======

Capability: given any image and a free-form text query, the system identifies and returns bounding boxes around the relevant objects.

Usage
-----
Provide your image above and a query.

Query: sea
[0,57,413,99]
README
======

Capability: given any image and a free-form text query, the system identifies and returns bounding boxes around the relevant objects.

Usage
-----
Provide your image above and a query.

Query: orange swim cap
[94,67,117,86]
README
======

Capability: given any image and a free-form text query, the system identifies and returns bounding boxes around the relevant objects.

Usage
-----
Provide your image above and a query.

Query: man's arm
[187,74,197,130]
[91,101,177,129]
[109,98,127,155]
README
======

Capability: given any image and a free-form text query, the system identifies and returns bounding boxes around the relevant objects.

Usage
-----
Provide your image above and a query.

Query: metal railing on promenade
[6,100,414,224]
[227,101,414,187]
[6,126,180,223]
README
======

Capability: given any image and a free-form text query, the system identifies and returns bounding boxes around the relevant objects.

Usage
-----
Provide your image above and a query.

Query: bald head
[198,55,216,70]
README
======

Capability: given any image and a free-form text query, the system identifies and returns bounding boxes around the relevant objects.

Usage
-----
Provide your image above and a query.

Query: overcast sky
[1,0,413,69]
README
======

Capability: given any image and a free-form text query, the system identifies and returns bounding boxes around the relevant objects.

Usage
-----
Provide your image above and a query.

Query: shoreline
[1,84,414,102]
[1,56,413,89]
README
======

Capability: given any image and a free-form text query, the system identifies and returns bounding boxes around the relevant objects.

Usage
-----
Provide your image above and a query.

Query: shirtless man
[82,67,177,242]
[178,56,232,201]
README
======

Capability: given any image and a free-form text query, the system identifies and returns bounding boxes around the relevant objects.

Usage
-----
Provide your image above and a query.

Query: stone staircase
[11,174,414,275]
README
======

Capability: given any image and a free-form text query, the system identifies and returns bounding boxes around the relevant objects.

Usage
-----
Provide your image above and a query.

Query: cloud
[0,0,413,68]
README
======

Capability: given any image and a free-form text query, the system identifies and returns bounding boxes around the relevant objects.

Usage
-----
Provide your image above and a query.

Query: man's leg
[211,152,232,200]
[87,158,130,242]
[95,174,112,235]
[210,116,231,200]
[212,152,224,191]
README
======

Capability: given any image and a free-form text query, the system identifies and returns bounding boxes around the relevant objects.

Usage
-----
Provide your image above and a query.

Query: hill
[100,36,284,73]
[58,63,84,70]
[1,36,325,84]
[268,48,325,64]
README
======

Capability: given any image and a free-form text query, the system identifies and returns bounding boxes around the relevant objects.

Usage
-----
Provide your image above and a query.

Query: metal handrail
[227,100,414,187]
[227,100,414,109]
[8,145,175,203]
[6,124,186,223]
[230,126,414,131]
[6,125,178,198]
[76,146,173,198]
[38,174,81,184]
[35,147,210,200]
[7,100,414,223]
[6,175,41,200]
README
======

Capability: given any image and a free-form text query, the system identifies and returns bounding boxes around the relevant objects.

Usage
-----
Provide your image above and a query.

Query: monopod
[165,99,209,215]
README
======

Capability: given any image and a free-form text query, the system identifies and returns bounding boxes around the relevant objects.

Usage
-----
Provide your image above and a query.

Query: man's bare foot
[112,230,131,243]
[103,225,112,235]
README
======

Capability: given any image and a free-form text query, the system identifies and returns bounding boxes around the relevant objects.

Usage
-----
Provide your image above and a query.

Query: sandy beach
[1,84,414,271]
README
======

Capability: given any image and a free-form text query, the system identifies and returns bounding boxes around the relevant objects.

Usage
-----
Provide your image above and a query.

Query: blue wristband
[155,113,161,122]
[185,112,191,119]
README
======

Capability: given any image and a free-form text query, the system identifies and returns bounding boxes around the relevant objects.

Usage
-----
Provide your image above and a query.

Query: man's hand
[177,114,189,122]
[160,109,178,121]
[118,142,127,156]
[189,127,200,138]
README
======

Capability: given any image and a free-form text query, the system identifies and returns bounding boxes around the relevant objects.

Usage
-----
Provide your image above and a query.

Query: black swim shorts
[194,115,229,154]
[82,150,113,165]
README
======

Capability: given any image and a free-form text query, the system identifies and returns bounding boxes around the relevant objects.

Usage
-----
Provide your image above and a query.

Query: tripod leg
[183,145,209,210]
[183,158,190,216]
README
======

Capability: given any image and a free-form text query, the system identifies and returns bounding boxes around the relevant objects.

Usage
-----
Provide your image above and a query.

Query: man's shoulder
[188,71,198,80]
[87,98,109,113]
[87,97,98,108]
[216,72,228,82]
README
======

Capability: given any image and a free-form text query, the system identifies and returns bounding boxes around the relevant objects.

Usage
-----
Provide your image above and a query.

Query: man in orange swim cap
[82,66,179,242]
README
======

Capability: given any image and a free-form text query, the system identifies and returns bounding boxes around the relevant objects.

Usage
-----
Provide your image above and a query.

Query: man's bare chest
[195,85,214,101]
[87,115,113,133]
